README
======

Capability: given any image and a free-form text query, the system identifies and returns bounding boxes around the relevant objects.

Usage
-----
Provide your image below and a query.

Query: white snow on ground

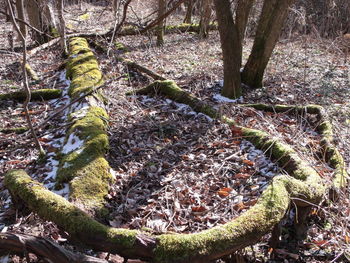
[44,157,60,180]
[61,133,85,154]
[213,93,243,103]
[140,95,279,181]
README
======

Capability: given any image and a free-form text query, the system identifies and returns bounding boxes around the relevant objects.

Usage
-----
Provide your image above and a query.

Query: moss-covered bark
[5,164,324,262]
[5,77,329,260]
[0,127,28,134]
[117,23,218,36]
[239,103,348,190]
[0,89,62,101]
[56,37,113,217]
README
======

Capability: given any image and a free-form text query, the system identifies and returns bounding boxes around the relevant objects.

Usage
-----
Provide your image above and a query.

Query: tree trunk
[241,0,295,88]
[235,0,255,66]
[214,0,242,98]
[26,0,57,43]
[57,0,67,54]
[15,0,27,38]
[199,0,212,38]
[183,0,194,23]
[157,0,167,46]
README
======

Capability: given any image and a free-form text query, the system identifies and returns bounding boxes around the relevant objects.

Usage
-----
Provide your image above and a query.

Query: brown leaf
[191,206,206,213]
[234,173,251,179]
[242,159,254,166]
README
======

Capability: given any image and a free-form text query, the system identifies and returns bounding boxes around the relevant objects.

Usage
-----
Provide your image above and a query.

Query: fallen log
[69,22,218,38]
[0,232,108,263]
[0,127,28,134]
[55,37,114,218]
[0,89,62,101]
[5,81,334,262]
[237,103,348,190]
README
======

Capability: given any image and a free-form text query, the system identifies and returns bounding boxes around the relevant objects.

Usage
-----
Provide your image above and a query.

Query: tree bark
[15,0,27,38]
[183,0,194,23]
[157,0,167,46]
[241,0,295,88]
[57,0,67,55]
[199,0,212,38]
[214,0,242,98]
[235,0,255,66]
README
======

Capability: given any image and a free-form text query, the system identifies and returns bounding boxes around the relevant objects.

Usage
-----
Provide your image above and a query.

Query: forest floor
[0,1,350,262]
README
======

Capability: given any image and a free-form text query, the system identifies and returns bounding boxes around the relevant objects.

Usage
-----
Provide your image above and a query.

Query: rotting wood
[0,232,108,263]
[0,89,62,101]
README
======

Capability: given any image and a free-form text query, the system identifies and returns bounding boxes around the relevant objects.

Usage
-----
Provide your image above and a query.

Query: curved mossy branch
[129,81,327,198]
[126,80,219,118]
[0,89,62,101]
[237,103,348,189]
[131,82,347,191]
[56,37,113,217]
[5,166,323,263]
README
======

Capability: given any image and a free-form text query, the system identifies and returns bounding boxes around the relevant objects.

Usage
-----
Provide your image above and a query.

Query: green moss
[4,170,138,250]
[66,38,104,98]
[56,106,112,213]
[154,177,290,262]
[130,80,219,118]
[115,42,128,52]
[0,127,28,134]
[0,89,62,101]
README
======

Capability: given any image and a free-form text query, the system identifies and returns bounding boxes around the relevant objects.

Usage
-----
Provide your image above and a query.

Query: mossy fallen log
[5,163,323,263]
[0,89,62,102]
[56,37,113,217]
[130,82,347,191]
[0,127,28,134]
[239,103,348,190]
[71,23,218,38]
[4,81,330,262]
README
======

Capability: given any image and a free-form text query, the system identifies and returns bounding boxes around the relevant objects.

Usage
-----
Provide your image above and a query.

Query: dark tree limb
[0,232,108,263]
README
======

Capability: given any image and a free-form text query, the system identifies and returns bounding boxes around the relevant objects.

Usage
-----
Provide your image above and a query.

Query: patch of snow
[61,133,85,154]
[213,93,243,103]
[110,168,117,179]
[52,183,70,199]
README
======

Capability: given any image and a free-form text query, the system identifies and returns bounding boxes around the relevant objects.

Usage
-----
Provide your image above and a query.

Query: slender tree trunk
[112,0,119,18]
[157,0,167,46]
[26,0,57,43]
[6,0,44,155]
[241,0,295,88]
[199,0,212,38]
[57,0,67,55]
[183,0,194,23]
[235,0,255,66]
[214,0,242,98]
[15,0,27,38]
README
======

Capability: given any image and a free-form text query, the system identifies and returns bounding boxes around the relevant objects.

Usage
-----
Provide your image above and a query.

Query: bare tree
[199,0,212,38]
[157,0,167,46]
[241,0,296,88]
[6,0,44,155]
[213,0,242,98]
[57,0,67,54]
[15,0,26,37]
